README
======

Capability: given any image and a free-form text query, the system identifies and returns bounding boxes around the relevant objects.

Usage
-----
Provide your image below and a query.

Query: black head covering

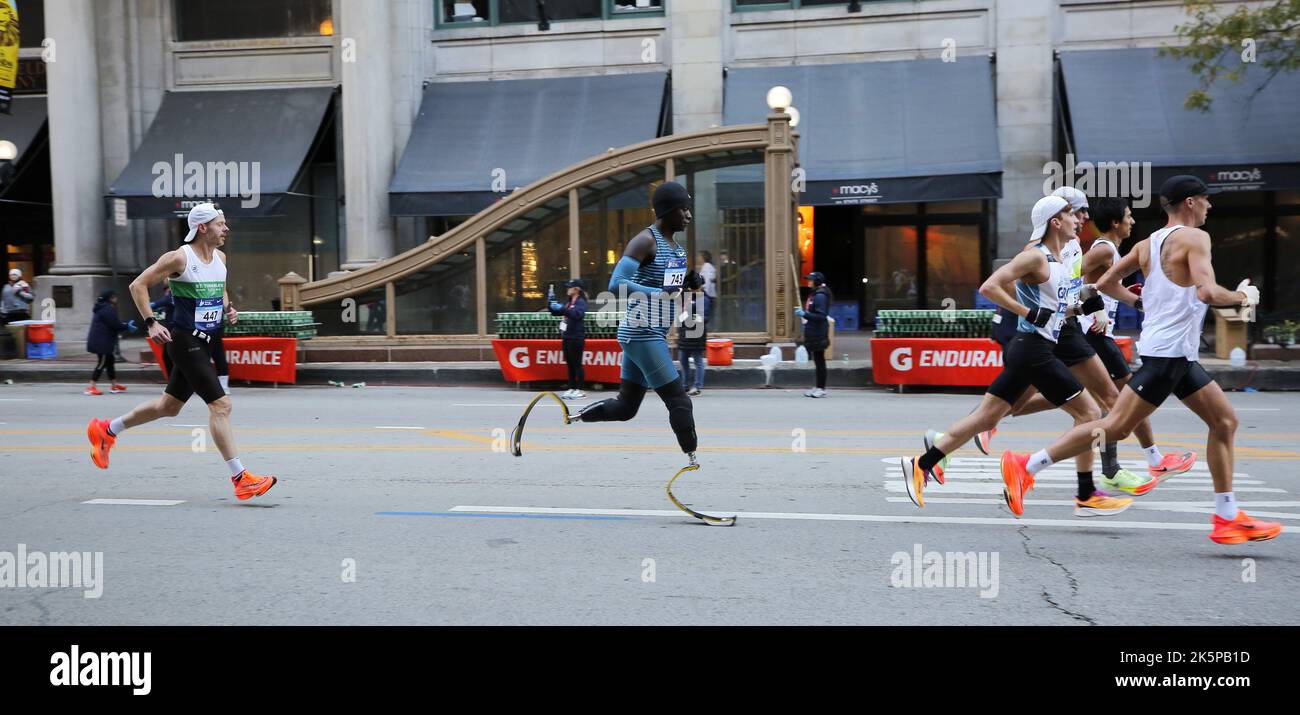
[652,181,691,218]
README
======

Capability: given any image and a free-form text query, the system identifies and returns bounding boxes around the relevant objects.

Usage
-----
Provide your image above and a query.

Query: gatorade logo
[890,348,914,372]
[509,347,530,369]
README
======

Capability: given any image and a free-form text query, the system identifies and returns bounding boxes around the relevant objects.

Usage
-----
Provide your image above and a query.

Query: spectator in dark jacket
[796,271,832,398]
[85,290,136,396]
[676,271,708,395]
[549,278,588,399]
[2,268,34,324]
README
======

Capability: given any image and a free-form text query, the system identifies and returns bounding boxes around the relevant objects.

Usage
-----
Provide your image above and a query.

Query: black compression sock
[1077,471,1095,501]
[918,446,946,472]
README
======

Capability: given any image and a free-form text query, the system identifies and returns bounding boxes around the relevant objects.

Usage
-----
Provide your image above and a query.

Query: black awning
[389,72,668,216]
[0,95,47,165]
[106,87,335,218]
[722,58,1002,206]
[1061,48,1300,192]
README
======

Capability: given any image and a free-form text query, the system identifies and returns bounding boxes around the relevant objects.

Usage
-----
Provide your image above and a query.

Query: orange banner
[491,339,623,384]
[150,336,297,384]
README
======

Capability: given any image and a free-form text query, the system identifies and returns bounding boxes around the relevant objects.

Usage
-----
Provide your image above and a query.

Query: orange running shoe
[1209,511,1282,544]
[974,427,997,455]
[1149,450,1196,481]
[899,457,927,508]
[86,418,116,469]
[110,383,128,393]
[999,450,1034,517]
[232,470,278,500]
[83,385,102,396]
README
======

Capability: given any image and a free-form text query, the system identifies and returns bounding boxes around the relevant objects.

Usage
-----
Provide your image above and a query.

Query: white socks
[1215,492,1238,520]
[219,375,229,392]
[108,417,128,437]
[1027,450,1054,475]
[1144,445,1164,467]
[226,457,245,479]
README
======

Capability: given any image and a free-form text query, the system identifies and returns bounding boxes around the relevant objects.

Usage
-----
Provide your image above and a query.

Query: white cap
[1030,195,1071,242]
[8,268,20,280]
[1051,186,1089,211]
[184,203,221,243]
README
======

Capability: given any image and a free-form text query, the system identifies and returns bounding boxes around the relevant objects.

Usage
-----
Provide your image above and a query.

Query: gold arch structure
[279,114,799,343]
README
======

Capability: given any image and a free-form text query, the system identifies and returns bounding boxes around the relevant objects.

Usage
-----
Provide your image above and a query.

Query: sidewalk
[1,336,1295,390]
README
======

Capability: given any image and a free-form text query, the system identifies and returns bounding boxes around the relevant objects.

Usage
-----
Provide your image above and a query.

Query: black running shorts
[988,332,1084,407]
[1084,331,1130,380]
[1053,319,1097,367]
[162,328,227,404]
[1126,356,1213,407]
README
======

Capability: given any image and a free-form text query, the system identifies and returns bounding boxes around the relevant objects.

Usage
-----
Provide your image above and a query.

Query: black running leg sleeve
[654,380,697,454]
[813,349,827,389]
[575,379,646,422]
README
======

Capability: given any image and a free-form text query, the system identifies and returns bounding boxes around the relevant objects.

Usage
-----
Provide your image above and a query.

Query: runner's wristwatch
[145,317,158,327]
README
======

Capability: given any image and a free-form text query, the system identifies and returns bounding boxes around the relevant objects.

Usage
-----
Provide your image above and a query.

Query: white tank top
[1139,226,1206,361]
[1015,243,1069,343]
[1078,238,1119,338]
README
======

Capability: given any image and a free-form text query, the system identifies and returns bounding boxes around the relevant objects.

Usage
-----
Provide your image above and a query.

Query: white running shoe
[811,388,827,398]
[570,390,586,399]
[804,388,817,397]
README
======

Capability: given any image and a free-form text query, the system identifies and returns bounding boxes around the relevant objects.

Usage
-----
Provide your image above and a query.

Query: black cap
[804,271,825,285]
[652,181,692,218]
[564,278,586,290]
[98,289,117,302]
[1160,174,1220,206]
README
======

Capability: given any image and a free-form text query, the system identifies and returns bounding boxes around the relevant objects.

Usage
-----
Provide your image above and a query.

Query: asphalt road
[2,382,1297,625]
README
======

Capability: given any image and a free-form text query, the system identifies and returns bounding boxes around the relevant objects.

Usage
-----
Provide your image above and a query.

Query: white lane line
[450,505,1298,535]
[883,497,1300,520]
[0,398,33,401]
[82,499,186,506]
[451,403,564,407]
[167,424,207,428]
[374,426,426,430]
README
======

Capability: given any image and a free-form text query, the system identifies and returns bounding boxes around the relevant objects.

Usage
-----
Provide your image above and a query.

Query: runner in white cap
[1000,176,1282,544]
[85,203,278,500]
[900,196,1128,516]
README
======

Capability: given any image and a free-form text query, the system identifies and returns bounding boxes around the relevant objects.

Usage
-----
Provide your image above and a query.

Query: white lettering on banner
[226,350,282,366]
[583,350,622,367]
[508,347,530,369]
[890,348,913,372]
[907,348,1002,371]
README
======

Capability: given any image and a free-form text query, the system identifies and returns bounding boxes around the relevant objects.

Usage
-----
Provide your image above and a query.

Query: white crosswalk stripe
[882,456,1300,521]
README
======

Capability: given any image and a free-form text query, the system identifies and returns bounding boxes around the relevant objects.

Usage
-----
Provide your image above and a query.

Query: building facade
[3,0,1298,341]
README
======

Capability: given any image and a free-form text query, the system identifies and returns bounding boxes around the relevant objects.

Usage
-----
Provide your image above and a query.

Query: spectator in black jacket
[796,271,832,398]
[549,278,588,399]
[85,290,136,396]
[676,271,708,396]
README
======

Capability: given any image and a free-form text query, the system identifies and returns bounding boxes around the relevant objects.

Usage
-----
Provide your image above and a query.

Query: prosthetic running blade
[510,391,572,457]
[666,464,737,526]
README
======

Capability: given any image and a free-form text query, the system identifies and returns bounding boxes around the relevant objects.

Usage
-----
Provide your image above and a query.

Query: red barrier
[871,336,1134,387]
[492,339,623,384]
[150,336,298,384]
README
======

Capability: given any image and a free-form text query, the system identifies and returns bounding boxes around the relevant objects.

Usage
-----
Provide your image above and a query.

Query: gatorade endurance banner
[0,0,18,114]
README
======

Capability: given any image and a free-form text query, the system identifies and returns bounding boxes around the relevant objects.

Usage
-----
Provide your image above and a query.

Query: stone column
[993,0,1055,261]
[338,0,396,270]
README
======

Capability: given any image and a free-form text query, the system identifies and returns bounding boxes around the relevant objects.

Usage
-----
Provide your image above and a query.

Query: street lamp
[0,140,16,162]
[766,85,793,113]
[786,106,800,128]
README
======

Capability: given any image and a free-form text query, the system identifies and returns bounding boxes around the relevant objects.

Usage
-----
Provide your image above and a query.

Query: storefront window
[313,284,387,336]
[611,0,663,13]
[1204,214,1267,291]
[1275,215,1300,314]
[174,0,333,42]
[224,201,314,313]
[16,0,44,48]
[686,167,767,334]
[486,197,571,330]
[500,0,601,23]
[864,225,918,315]
[395,245,478,335]
[924,225,980,308]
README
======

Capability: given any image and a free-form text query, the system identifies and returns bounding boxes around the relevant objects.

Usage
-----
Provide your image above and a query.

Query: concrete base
[33,274,134,350]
